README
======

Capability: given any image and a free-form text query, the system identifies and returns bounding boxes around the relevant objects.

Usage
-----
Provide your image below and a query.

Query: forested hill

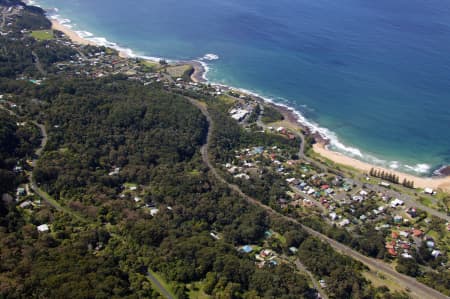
[0,4,316,298]
[33,77,208,199]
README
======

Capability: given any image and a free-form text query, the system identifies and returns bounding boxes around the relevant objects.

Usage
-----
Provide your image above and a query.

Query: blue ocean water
[31,0,450,175]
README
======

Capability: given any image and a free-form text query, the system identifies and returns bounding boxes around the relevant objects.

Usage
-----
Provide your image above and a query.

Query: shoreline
[51,17,207,78]
[186,60,207,83]
[51,19,132,58]
[50,19,95,46]
[43,5,449,192]
[266,101,450,192]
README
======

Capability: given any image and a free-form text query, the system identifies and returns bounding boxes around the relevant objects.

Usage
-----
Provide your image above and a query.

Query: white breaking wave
[75,30,94,38]
[28,0,434,176]
[195,60,210,81]
[207,83,433,175]
[47,11,165,63]
[202,53,219,61]
[389,161,400,169]
[24,0,39,6]
[404,163,431,174]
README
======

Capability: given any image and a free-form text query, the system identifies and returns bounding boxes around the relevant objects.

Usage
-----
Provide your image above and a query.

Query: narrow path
[28,120,88,223]
[1,101,176,297]
[30,118,175,298]
[32,121,47,158]
[187,97,448,299]
[293,258,328,299]
[31,50,47,76]
[1,8,6,30]
[146,272,176,299]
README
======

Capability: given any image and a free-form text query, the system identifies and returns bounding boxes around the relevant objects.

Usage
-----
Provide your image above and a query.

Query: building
[393,215,403,224]
[241,245,253,253]
[329,212,338,221]
[390,198,404,208]
[37,224,49,232]
[338,219,350,227]
[424,188,434,195]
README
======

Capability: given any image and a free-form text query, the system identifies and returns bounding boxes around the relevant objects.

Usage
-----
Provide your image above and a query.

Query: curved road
[293,258,328,299]
[30,120,175,298]
[188,97,448,299]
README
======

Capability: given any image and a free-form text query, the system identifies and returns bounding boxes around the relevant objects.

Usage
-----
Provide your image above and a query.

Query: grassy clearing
[272,232,287,244]
[139,60,159,71]
[218,95,237,105]
[418,196,435,208]
[363,270,406,293]
[189,169,201,176]
[187,282,211,299]
[166,64,193,78]
[148,270,177,298]
[31,30,54,41]
[123,182,138,188]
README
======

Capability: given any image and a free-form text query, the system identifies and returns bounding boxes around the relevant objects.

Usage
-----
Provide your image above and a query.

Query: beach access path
[187,97,448,299]
[255,104,450,222]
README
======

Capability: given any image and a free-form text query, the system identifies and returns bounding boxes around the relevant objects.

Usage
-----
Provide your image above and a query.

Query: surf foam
[29,0,434,176]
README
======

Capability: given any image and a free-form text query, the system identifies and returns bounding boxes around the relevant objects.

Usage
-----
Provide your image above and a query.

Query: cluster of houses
[120,183,159,216]
[239,245,280,268]
[224,145,296,181]
[225,140,449,265]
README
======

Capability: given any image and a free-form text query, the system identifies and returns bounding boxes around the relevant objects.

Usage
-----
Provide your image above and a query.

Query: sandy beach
[51,19,95,46]
[262,101,450,192]
[51,19,133,58]
[313,143,450,192]
[49,13,450,193]
[189,61,207,83]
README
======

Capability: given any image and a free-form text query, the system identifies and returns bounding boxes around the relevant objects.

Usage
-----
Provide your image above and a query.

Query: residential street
[189,97,449,299]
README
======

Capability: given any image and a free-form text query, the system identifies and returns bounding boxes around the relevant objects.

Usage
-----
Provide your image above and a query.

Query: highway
[188,97,449,299]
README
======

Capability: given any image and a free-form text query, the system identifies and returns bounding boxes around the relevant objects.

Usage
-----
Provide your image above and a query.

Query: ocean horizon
[29,0,450,176]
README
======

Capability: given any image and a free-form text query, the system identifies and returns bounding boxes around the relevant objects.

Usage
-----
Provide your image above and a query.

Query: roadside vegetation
[0,1,447,298]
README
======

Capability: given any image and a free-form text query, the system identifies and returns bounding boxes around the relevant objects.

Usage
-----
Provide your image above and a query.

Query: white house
[37,224,49,232]
[338,219,350,227]
[424,188,434,195]
[329,212,338,221]
[390,198,404,208]
[431,250,441,258]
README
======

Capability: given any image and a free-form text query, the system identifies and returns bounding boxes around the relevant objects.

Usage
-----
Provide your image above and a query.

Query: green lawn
[189,169,201,176]
[139,60,159,71]
[31,30,54,41]
[418,196,435,208]
[166,64,193,78]
[363,271,407,294]
[187,282,211,299]
[273,232,287,244]
[123,182,138,188]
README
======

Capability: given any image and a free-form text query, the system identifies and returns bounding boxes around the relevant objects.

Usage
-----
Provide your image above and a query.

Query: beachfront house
[390,198,404,208]
[424,188,435,195]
